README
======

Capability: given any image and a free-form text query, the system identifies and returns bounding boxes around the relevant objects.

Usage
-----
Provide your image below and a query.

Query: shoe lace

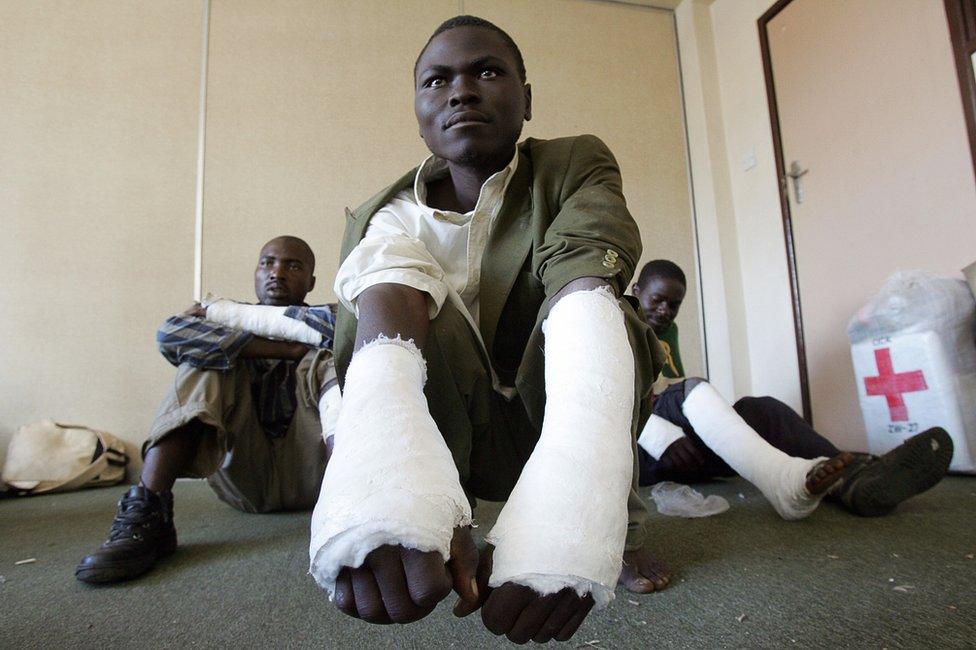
[107,493,164,542]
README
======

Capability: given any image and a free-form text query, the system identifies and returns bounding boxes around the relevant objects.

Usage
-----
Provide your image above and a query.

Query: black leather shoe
[75,486,176,584]
[838,427,953,517]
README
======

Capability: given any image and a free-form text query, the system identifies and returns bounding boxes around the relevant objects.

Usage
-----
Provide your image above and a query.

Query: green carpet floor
[2,477,974,649]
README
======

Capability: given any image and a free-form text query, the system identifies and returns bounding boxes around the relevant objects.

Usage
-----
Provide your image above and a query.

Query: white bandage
[319,384,341,442]
[637,414,686,459]
[681,382,826,520]
[486,288,634,608]
[308,337,471,597]
[203,296,322,346]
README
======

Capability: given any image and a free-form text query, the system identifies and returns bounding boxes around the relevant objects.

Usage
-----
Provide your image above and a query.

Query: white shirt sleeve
[333,206,450,319]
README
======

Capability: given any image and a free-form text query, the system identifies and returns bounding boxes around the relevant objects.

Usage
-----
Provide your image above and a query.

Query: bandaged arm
[308,338,471,597]
[486,287,634,608]
[203,296,322,346]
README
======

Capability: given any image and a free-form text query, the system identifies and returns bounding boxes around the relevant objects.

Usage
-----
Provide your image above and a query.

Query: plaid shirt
[157,304,336,438]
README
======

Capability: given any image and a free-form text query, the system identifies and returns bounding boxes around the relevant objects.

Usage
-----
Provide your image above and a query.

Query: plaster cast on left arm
[486,282,634,607]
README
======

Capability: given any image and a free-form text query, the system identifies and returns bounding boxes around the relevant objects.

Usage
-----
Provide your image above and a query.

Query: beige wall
[0,1,204,470]
[203,0,703,376]
[675,0,811,410]
[1,1,701,472]
[677,0,976,423]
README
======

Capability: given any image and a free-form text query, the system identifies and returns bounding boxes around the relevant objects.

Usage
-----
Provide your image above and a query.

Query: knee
[734,395,776,412]
[681,376,708,398]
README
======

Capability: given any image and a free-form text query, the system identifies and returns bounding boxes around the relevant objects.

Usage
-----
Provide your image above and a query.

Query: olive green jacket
[334,134,664,549]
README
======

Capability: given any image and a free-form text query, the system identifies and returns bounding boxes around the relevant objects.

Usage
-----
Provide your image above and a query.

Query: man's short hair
[414,15,527,83]
[267,235,316,274]
[636,259,686,288]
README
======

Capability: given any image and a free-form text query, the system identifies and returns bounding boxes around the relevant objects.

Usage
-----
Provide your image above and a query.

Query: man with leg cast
[632,259,952,518]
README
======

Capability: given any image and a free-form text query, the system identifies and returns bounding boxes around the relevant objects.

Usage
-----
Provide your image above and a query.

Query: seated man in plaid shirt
[76,235,338,584]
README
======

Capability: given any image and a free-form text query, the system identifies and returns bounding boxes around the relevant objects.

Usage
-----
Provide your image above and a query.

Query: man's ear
[523,83,532,122]
[308,275,317,293]
[632,283,641,296]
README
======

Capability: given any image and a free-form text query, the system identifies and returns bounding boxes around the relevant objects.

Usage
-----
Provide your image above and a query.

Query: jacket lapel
[339,169,417,262]
[479,147,534,357]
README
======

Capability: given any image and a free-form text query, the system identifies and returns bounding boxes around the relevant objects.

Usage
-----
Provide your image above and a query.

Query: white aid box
[851,331,976,473]
[849,271,976,474]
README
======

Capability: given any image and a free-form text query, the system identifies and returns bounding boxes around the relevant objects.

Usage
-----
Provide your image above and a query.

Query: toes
[806,452,856,495]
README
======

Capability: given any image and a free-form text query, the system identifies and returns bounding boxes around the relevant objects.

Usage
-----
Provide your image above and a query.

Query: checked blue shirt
[156,304,336,438]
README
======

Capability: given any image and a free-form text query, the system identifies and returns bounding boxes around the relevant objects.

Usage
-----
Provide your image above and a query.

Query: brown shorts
[145,349,336,513]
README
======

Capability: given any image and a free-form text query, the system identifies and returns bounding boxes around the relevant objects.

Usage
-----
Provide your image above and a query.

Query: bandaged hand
[485,286,636,629]
[659,436,712,481]
[309,338,473,622]
[333,527,480,624]
[454,543,595,644]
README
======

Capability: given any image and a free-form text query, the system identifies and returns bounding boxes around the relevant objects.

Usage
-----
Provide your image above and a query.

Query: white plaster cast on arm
[637,414,686,459]
[486,288,634,608]
[203,296,322,346]
[308,338,471,597]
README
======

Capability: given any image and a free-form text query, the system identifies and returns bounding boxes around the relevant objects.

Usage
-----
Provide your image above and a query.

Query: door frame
[945,0,976,182]
[755,0,976,424]
[756,0,812,422]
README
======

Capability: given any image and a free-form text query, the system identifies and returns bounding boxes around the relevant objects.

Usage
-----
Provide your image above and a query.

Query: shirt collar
[412,149,519,219]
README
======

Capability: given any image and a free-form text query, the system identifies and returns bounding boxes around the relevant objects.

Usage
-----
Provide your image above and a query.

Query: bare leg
[140,420,205,494]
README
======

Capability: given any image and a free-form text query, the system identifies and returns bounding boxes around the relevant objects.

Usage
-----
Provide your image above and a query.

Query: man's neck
[425,148,515,213]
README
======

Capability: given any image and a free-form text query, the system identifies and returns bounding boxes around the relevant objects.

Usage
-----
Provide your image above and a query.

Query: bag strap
[29,453,111,494]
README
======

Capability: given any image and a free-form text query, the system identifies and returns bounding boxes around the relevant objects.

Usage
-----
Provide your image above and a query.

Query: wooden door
[763,0,976,450]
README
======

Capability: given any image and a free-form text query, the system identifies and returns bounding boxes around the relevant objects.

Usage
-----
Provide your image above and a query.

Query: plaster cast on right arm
[203,296,322,346]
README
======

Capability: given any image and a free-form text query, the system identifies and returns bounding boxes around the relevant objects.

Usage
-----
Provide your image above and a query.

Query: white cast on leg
[204,297,322,346]
[308,337,471,597]
[637,414,685,459]
[681,382,826,520]
[486,288,634,608]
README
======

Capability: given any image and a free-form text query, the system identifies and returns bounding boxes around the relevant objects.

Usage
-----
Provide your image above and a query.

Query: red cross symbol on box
[863,347,928,422]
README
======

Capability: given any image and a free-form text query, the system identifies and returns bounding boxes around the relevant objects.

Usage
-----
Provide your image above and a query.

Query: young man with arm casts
[309,16,670,644]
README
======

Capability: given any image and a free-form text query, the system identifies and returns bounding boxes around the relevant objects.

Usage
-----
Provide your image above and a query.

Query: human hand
[463,544,595,644]
[659,435,709,478]
[183,302,207,318]
[333,527,479,624]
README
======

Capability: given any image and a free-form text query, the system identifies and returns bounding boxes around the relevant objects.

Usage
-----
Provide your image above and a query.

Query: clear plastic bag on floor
[650,481,729,518]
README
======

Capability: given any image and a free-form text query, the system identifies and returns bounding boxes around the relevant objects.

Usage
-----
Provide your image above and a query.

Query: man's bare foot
[618,547,672,594]
[805,452,855,496]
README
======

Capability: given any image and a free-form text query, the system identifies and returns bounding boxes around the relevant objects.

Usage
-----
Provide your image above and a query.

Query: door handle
[786,160,809,204]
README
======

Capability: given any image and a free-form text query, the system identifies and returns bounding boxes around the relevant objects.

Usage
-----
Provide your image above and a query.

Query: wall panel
[0,1,204,466]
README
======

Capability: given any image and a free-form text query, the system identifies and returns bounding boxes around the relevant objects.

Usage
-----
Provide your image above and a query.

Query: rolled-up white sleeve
[334,208,450,319]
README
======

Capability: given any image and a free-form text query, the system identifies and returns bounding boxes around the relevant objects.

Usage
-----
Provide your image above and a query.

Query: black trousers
[638,380,840,486]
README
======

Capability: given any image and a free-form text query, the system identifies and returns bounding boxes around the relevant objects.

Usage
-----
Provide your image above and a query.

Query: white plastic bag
[848,271,976,473]
[650,482,729,518]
